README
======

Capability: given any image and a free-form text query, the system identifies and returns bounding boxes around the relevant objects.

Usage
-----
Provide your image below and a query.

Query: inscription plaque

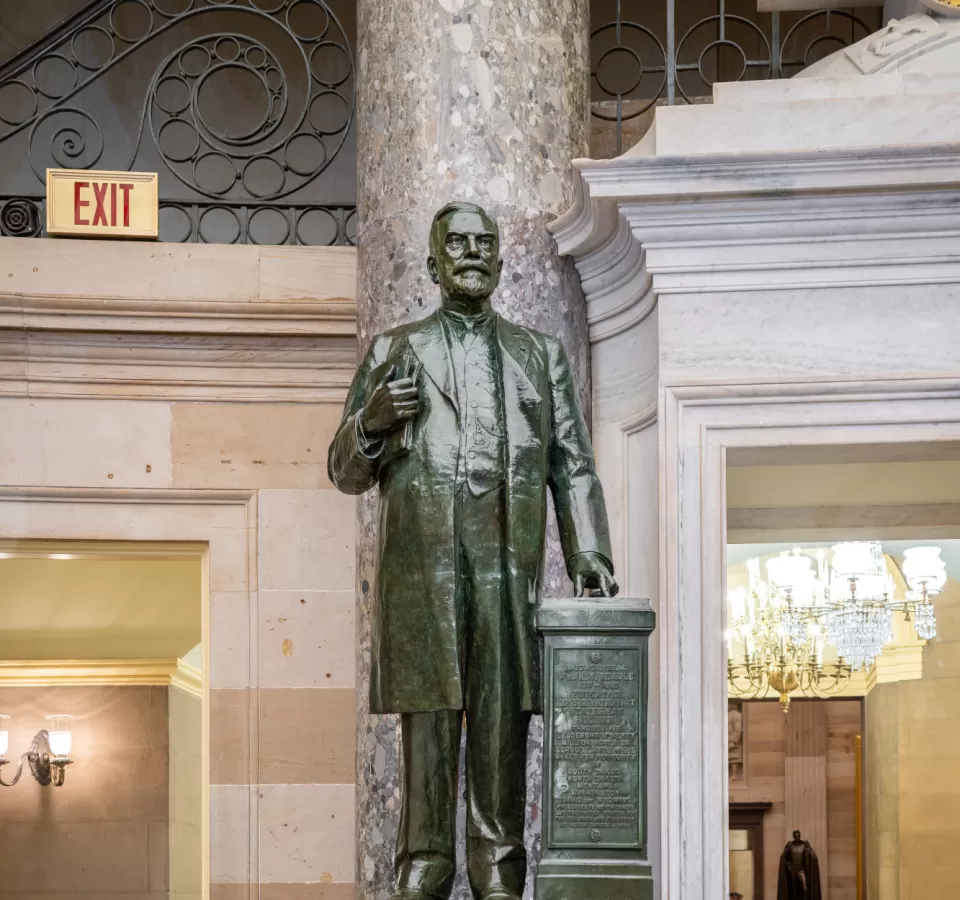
[536,598,655,900]
[550,647,641,848]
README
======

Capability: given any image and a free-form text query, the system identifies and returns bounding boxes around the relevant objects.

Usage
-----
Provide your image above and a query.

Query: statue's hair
[428,201,498,256]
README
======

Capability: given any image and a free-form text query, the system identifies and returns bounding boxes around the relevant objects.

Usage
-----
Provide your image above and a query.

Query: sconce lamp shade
[830,542,877,580]
[765,552,815,593]
[46,716,72,758]
[0,715,8,757]
[903,547,948,596]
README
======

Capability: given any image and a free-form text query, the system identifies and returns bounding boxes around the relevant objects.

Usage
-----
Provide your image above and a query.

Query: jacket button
[468,451,476,459]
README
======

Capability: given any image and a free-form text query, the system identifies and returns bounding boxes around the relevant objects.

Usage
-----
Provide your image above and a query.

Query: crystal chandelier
[727,543,945,713]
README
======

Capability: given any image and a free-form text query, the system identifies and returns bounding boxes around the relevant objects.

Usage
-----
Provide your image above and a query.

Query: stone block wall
[0,236,360,899]
[866,579,960,900]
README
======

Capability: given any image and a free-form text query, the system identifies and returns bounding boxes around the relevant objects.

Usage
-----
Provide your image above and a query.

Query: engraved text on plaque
[548,647,641,849]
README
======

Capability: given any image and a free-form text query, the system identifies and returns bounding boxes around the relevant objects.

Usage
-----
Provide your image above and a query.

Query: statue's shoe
[389,891,432,900]
[476,891,521,900]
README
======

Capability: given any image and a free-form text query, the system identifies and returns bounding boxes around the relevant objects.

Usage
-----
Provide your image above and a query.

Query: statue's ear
[427,255,439,285]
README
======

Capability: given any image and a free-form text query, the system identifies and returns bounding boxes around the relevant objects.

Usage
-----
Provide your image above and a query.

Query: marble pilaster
[354,2,591,899]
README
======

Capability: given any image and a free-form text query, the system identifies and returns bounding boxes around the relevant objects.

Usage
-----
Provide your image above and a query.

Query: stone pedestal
[536,599,655,900]
[354,2,592,898]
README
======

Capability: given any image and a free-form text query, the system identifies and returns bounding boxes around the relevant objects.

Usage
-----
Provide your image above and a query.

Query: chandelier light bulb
[0,716,8,758]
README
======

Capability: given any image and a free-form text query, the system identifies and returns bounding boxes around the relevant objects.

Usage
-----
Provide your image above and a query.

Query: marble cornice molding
[0,292,357,336]
[0,236,358,401]
[0,657,203,696]
[0,294,358,404]
[550,143,960,342]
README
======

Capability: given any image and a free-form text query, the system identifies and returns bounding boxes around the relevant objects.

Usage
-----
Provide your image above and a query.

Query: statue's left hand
[571,552,619,598]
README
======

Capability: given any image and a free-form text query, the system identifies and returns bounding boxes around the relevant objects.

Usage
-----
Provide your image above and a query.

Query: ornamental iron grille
[591,1,884,154]
[0,1,885,242]
[0,0,356,245]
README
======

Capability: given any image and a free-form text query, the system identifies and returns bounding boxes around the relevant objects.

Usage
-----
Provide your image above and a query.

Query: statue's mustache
[454,263,489,275]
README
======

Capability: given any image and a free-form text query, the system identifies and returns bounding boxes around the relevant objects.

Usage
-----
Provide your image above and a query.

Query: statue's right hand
[359,364,420,438]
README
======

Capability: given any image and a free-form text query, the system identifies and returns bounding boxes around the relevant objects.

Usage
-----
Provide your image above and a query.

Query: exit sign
[46,169,158,239]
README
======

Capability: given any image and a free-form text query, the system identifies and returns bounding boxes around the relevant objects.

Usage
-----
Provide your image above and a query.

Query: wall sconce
[0,714,73,787]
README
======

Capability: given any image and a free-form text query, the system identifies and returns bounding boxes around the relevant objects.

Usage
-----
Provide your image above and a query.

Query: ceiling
[0,556,202,661]
[726,460,960,510]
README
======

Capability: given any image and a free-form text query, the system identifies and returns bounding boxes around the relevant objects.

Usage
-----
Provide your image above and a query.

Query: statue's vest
[446,314,505,496]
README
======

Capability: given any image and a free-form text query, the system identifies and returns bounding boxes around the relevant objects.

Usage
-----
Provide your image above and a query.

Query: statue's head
[793,830,801,841]
[427,201,503,305]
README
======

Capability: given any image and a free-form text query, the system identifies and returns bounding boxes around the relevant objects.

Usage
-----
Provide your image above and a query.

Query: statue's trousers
[396,483,531,900]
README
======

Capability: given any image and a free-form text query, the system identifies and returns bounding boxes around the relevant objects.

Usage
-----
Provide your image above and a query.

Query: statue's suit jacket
[328,310,613,714]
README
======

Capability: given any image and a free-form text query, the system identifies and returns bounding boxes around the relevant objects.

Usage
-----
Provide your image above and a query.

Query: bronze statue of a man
[328,202,617,900]
[777,830,822,900]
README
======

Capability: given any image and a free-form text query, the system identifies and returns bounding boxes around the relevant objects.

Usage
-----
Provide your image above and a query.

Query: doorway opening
[724,445,960,900]
[0,539,206,900]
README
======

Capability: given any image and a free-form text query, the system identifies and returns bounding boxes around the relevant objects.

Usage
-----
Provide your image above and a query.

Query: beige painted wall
[0,236,359,899]
[730,699,860,900]
[866,579,960,900]
[0,685,169,900]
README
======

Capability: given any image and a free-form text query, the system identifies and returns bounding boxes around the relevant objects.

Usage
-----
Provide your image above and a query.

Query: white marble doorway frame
[658,377,960,900]
[0,486,260,900]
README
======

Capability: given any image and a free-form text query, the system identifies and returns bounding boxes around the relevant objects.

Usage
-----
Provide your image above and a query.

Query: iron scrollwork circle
[109,0,154,44]
[28,107,105,181]
[158,117,201,163]
[590,21,667,121]
[0,80,39,126]
[32,55,78,101]
[70,25,115,71]
[155,74,191,115]
[697,40,748,86]
[248,206,291,245]
[780,11,875,71]
[0,199,42,237]
[158,203,193,242]
[198,205,241,244]
[674,15,770,103]
[192,59,277,144]
[241,155,286,198]
[286,0,330,42]
[153,0,195,17]
[193,150,238,195]
[309,41,351,87]
[140,4,355,204]
[214,36,242,62]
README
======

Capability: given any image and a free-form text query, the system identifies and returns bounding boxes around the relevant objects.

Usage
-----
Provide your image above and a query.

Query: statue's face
[428,209,503,302]
[793,830,801,841]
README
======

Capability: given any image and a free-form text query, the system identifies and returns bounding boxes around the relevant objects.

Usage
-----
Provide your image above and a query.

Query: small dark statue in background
[777,830,822,900]
[328,202,617,900]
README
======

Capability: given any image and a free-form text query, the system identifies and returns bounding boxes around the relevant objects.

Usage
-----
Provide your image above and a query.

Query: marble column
[354,2,591,899]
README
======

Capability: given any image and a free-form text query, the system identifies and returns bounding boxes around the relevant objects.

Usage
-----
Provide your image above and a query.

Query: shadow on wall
[0,684,200,899]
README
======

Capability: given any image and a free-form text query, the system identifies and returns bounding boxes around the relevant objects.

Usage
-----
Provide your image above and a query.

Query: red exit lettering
[74,181,135,227]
